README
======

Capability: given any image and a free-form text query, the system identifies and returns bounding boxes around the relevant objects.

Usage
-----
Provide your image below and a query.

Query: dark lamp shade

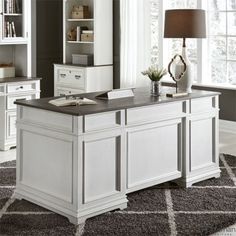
[164,9,206,38]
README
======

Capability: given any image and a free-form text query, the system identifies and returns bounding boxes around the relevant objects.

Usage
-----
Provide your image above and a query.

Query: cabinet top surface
[15,87,220,116]
[0,77,42,84]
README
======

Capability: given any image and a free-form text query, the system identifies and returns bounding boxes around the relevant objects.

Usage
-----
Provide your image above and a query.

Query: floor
[0,131,236,235]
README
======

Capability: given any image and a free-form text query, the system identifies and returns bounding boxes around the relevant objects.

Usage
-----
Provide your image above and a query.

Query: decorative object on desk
[0,63,15,78]
[49,96,97,107]
[166,54,188,98]
[164,9,206,93]
[141,65,167,97]
[67,28,77,41]
[71,5,90,19]
[96,88,134,100]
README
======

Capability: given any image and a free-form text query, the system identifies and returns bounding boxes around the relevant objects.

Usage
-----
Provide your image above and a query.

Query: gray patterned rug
[0,154,236,236]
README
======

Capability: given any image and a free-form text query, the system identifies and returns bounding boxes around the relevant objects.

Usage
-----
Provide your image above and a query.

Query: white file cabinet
[0,79,40,151]
[54,64,113,96]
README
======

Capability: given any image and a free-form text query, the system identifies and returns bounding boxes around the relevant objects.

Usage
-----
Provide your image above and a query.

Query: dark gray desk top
[15,87,220,116]
[0,77,42,84]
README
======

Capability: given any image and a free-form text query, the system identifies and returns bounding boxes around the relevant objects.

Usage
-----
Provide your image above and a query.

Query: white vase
[175,47,193,93]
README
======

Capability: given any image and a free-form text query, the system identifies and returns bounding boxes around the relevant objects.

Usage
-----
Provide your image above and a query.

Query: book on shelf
[9,22,12,37]
[4,0,21,14]
[11,22,16,37]
[6,22,10,37]
[76,26,88,41]
[15,0,20,13]
[5,21,17,37]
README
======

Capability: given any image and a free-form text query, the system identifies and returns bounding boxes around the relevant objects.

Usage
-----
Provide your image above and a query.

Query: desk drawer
[84,111,122,132]
[126,102,184,125]
[56,88,84,96]
[7,94,36,110]
[191,97,216,114]
[7,82,37,94]
[57,68,85,88]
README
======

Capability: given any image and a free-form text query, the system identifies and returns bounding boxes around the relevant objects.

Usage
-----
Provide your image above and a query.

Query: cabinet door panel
[190,117,216,170]
[6,112,16,139]
[83,133,122,204]
[127,120,182,190]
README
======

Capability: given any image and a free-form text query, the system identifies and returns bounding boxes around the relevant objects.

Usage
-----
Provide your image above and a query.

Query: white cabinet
[54,0,113,96]
[0,79,40,151]
[54,64,113,96]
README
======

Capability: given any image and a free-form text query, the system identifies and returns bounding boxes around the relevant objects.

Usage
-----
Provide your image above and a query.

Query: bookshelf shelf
[67,18,94,22]
[4,13,22,16]
[67,40,94,44]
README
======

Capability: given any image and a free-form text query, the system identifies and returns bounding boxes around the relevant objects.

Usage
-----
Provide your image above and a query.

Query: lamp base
[175,43,193,94]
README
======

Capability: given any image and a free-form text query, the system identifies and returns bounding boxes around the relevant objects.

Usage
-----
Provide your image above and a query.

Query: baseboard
[220,120,236,134]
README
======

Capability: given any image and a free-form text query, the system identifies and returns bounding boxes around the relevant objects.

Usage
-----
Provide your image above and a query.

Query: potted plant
[142,65,167,96]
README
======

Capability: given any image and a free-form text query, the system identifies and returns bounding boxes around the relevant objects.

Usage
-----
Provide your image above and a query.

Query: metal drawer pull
[60,74,66,78]
[75,75,81,80]
[16,86,24,90]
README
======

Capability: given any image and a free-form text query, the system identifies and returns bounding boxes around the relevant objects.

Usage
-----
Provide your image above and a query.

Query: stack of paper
[49,97,97,107]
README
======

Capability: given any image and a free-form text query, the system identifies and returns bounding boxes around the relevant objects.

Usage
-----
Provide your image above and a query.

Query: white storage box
[72,54,93,66]
[0,67,15,78]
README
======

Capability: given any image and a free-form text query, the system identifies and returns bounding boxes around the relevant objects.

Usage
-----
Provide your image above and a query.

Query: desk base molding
[14,190,128,224]
[176,170,221,188]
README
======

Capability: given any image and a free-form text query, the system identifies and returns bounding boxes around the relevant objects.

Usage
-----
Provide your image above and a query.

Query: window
[208,0,236,85]
[151,0,236,86]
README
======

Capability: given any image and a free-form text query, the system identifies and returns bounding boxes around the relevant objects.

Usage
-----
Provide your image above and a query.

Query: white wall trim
[220,120,236,134]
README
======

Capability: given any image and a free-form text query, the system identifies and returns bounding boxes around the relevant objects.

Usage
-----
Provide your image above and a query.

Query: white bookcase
[0,0,31,77]
[54,0,113,96]
[0,0,41,151]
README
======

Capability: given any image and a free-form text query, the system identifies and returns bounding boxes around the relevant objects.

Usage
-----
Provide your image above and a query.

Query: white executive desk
[15,87,220,224]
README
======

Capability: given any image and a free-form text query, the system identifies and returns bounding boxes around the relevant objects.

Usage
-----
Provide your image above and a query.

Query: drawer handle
[75,75,81,80]
[60,74,66,78]
[16,86,24,90]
